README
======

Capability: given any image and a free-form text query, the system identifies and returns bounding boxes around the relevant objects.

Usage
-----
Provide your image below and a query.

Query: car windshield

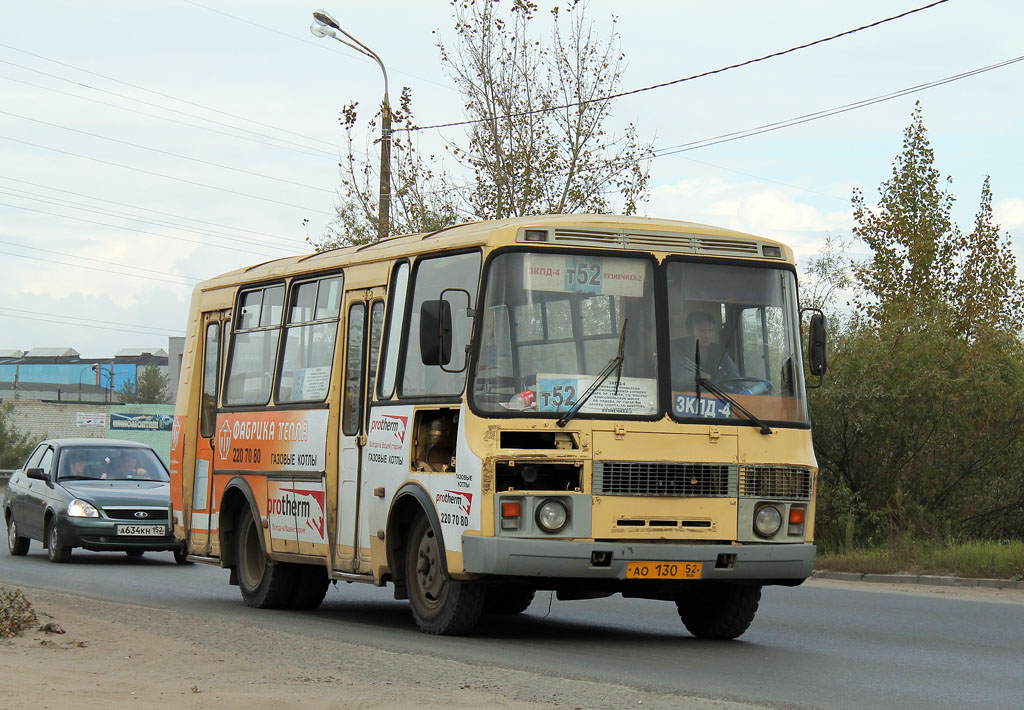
[472,251,659,416]
[57,447,169,482]
[666,260,809,425]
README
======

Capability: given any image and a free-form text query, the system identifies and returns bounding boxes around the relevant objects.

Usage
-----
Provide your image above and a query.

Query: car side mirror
[26,467,49,482]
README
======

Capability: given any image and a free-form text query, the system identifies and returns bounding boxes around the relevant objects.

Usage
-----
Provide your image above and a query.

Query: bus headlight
[535,499,569,534]
[753,504,782,538]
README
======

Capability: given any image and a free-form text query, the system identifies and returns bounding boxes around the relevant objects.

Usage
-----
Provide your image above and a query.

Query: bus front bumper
[462,537,816,583]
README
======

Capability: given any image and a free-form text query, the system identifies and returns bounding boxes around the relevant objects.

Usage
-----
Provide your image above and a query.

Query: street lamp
[311,9,391,241]
[77,364,95,402]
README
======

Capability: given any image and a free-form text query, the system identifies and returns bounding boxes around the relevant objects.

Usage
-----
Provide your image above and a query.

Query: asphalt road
[1,545,1021,710]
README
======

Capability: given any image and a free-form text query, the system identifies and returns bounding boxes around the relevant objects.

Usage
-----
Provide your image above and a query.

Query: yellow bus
[169,214,827,639]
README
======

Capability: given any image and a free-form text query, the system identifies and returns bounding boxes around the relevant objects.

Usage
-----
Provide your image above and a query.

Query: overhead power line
[0,72,340,161]
[0,201,291,259]
[0,175,309,247]
[0,43,335,150]
[0,187,299,253]
[649,53,1024,158]
[402,0,951,133]
[0,308,184,338]
[0,135,333,216]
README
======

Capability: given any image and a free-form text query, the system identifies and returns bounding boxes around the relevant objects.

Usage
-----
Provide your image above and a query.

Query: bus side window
[200,322,220,439]
[401,251,481,397]
[224,284,284,406]
[342,303,366,436]
[379,262,410,399]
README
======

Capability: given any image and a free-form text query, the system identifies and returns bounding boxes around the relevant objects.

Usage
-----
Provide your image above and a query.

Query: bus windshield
[667,259,808,425]
[472,251,659,417]
[471,251,809,425]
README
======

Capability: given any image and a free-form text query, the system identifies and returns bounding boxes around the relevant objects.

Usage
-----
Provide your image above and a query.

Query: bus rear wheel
[236,507,296,609]
[288,564,331,610]
[484,585,536,614]
[675,583,761,640]
[405,514,484,635]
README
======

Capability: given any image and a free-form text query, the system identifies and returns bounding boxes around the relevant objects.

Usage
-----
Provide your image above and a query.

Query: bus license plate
[625,561,702,580]
[116,524,165,536]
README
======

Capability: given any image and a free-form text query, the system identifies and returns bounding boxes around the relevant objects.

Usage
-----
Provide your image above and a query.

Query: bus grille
[550,229,761,256]
[593,461,738,497]
[739,466,812,500]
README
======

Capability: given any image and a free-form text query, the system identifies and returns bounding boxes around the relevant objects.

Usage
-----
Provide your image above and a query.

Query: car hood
[60,480,170,508]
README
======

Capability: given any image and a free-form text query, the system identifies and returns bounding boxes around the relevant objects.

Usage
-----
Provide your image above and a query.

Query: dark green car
[3,438,188,564]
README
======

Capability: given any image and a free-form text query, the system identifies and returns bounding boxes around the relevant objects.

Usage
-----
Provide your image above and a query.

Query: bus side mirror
[420,299,453,367]
[808,312,828,377]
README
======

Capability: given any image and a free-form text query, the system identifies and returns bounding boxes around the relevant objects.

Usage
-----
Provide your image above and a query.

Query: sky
[2,0,1022,357]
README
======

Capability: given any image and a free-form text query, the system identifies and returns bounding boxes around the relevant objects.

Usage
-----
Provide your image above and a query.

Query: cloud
[647,178,855,262]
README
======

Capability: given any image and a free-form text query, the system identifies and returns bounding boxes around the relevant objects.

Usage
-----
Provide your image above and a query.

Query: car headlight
[535,499,569,534]
[753,504,782,538]
[68,499,100,518]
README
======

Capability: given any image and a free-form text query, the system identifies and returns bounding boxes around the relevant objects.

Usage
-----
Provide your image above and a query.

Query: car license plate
[625,561,702,580]
[116,524,165,536]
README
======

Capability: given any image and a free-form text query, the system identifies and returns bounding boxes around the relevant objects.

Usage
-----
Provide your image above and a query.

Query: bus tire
[288,564,331,611]
[236,506,296,609]
[405,513,484,635]
[675,583,761,640]
[484,585,536,614]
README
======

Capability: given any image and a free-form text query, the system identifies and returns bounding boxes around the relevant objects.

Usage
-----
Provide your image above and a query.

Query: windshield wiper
[557,319,627,427]
[694,339,772,435]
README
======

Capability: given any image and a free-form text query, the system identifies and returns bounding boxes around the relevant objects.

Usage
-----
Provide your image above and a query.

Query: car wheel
[126,550,144,558]
[173,545,193,565]
[235,506,296,608]
[405,513,484,635]
[46,516,72,563]
[7,516,30,556]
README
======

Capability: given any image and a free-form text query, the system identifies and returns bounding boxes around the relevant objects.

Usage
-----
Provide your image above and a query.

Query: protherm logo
[271,488,327,540]
[436,490,473,516]
[369,414,409,443]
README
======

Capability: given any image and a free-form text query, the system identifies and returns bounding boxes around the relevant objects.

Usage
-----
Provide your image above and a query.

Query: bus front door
[335,290,385,573]
[190,312,226,557]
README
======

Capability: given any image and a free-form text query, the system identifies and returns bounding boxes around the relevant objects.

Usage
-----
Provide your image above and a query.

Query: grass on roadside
[815,539,1024,580]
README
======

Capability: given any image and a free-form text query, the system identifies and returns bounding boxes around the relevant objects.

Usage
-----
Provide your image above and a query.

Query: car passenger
[114,452,150,480]
[62,450,90,480]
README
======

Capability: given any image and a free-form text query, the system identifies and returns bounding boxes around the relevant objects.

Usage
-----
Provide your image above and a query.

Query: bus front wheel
[236,507,296,609]
[675,583,761,640]
[405,514,484,635]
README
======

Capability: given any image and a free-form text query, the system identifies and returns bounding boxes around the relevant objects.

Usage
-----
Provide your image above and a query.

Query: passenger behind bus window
[672,310,740,388]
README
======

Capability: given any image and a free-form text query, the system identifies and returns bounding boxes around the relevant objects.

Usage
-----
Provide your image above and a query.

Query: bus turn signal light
[788,508,806,524]
[501,500,521,530]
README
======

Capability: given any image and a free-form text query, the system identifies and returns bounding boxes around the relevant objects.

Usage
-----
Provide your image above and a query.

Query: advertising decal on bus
[267,479,327,544]
[365,412,410,469]
[214,410,329,472]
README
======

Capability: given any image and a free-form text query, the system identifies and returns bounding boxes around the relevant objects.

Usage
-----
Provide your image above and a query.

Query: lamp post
[78,364,95,402]
[311,8,391,241]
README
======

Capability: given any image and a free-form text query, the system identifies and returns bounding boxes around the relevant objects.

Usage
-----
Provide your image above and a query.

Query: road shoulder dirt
[1,587,771,710]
